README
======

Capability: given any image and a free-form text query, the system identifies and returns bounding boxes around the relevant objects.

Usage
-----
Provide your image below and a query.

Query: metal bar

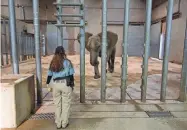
[121,0,130,103]
[8,0,19,74]
[140,0,152,102]
[33,0,42,104]
[17,34,21,61]
[179,18,187,102]
[80,0,86,103]
[1,36,4,66]
[160,0,174,102]
[54,13,83,18]
[3,18,9,65]
[63,38,78,41]
[55,24,83,27]
[53,2,82,7]
[21,6,26,20]
[56,0,63,46]
[101,0,107,103]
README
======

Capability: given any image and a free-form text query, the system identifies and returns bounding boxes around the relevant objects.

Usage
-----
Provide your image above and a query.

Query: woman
[46,46,75,129]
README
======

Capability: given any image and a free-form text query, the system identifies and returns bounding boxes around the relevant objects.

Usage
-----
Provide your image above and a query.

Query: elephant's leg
[107,56,111,72]
[94,62,100,79]
[109,48,116,73]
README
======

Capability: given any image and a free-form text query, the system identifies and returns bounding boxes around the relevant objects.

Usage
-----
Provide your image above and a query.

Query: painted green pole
[140,0,152,102]
[121,0,130,103]
[160,0,174,102]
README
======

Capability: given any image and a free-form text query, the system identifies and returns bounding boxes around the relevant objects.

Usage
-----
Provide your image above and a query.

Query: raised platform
[0,74,35,129]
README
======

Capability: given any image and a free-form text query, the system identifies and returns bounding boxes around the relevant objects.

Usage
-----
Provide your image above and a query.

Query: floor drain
[29,113,55,120]
[146,111,174,118]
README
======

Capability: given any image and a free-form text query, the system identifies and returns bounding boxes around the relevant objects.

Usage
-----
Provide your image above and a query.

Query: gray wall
[152,0,187,63]
[74,0,146,55]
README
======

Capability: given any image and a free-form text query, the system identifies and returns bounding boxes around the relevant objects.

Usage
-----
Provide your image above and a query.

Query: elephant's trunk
[90,51,98,66]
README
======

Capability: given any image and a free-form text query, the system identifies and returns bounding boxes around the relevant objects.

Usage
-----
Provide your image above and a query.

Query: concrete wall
[152,0,187,63]
[1,0,146,56]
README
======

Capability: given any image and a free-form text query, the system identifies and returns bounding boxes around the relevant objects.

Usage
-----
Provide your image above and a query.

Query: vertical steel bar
[57,0,63,46]
[8,19,13,67]
[26,36,28,59]
[140,0,152,102]
[121,0,130,103]
[179,18,187,102]
[80,0,85,103]
[21,6,26,21]
[8,0,19,74]
[17,35,20,61]
[101,0,107,103]
[33,0,42,104]
[160,0,174,102]
[1,36,4,66]
[3,19,9,65]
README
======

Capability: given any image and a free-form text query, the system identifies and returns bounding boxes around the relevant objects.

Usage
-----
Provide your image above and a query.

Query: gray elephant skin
[77,31,118,79]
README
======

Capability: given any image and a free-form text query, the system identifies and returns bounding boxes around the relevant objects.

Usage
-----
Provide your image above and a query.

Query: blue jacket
[46,59,75,84]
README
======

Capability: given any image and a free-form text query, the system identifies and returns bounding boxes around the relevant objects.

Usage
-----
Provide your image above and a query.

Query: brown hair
[49,46,66,72]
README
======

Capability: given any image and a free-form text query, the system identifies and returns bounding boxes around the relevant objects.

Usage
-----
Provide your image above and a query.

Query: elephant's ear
[77,32,93,44]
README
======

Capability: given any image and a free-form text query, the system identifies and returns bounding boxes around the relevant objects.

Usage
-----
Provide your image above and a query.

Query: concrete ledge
[0,74,35,129]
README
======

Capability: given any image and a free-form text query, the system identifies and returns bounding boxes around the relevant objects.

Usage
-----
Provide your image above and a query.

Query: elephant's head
[87,35,102,66]
[77,32,93,45]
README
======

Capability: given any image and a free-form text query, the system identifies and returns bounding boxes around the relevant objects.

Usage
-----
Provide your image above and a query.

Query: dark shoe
[62,123,69,129]
[57,126,61,129]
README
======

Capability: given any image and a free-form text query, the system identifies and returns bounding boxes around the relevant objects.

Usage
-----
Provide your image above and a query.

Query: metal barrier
[53,0,86,103]
[1,18,36,67]
[6,0,187,103]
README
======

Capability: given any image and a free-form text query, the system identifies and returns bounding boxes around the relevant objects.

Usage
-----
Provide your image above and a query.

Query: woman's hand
[47,84,52,92]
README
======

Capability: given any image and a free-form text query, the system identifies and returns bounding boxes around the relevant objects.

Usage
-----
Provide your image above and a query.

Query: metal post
[21,6,26,21]
[160,0,174,102]
[8,0,19,74]
[80,0,85,103]
[179,18,187,102]
[1,36,4,66]
[33,0,42,104]
[3,19,9,65]
[140,0,152,102]
[57,0,63,46]
[101,0,107,103]
[121,0,130,103]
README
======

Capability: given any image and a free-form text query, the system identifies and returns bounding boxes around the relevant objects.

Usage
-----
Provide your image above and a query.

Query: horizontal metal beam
[53,2,82,7]
[54,13,83,17]
[55,24,83,27]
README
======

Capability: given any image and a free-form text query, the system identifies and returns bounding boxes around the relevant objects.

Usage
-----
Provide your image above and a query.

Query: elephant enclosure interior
[1,54,182,100]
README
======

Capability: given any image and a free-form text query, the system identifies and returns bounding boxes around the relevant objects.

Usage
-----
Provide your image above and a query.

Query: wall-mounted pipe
[21,6,26,21]
[160,0,174,102]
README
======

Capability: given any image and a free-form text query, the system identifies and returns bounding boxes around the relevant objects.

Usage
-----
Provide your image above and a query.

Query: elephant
[77,31,118,79]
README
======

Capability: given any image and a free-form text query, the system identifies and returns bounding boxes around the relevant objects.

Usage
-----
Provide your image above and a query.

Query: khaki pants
[50,79,72,127]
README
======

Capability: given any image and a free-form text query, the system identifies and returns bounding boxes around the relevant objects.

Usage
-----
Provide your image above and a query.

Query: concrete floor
[3,118,187,130]
[1,55,186,130]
